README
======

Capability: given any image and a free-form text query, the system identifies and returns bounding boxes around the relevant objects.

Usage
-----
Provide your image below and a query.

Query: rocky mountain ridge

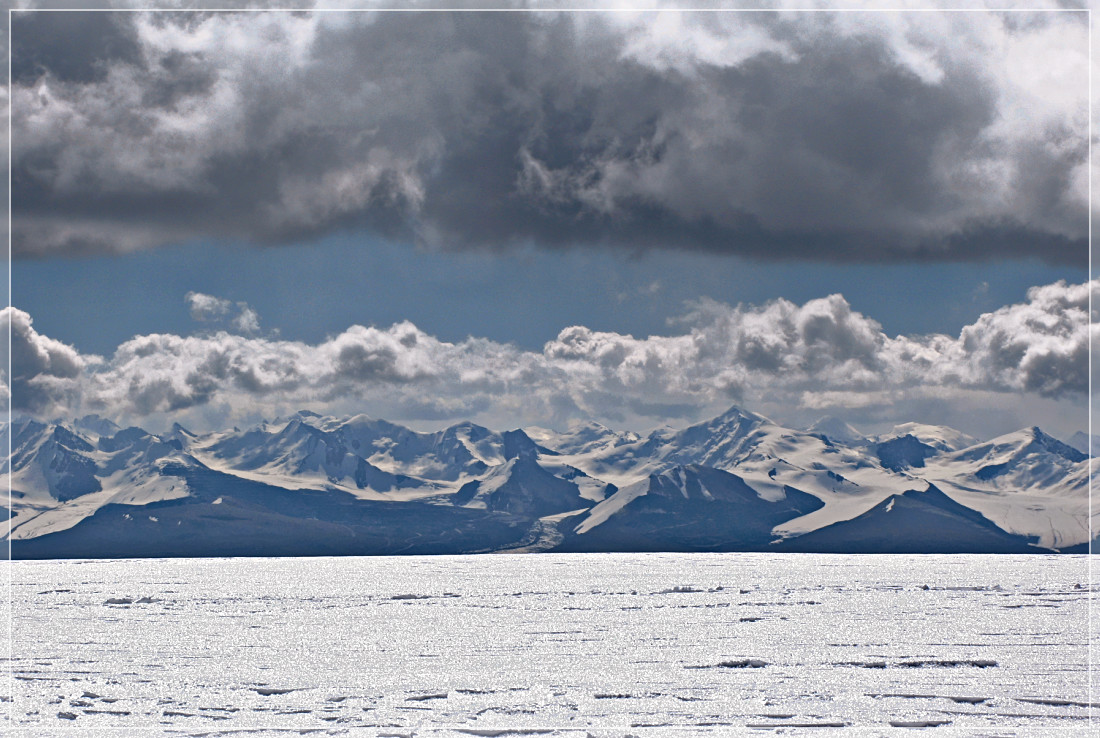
[4,406,1093,557]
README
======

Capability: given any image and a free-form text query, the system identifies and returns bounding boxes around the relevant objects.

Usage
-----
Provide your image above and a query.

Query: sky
[3,2,1095,441]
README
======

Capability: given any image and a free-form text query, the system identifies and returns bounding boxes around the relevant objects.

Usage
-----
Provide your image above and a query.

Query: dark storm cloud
[12,11,142,85]
[10,8,1089,263]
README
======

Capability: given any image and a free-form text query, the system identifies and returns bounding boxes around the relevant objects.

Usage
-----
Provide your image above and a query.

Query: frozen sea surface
[6,553,1098,736]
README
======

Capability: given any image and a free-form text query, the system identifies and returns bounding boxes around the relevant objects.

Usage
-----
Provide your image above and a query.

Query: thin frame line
[3,3,1094,731]
[7,6,12,729]
[1089,5,1095,729]
[7,6,1094,12]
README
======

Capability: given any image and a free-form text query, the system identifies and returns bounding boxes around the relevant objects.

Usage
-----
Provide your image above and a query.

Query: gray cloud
[12,10,141,86]
[10,7,1088,264]
[4,279,1093,434]
[1,307,97,415]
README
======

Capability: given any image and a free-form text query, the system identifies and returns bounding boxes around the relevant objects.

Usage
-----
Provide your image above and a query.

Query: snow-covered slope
[778,483,1040,554]
[921,427,1092,549]
[561,464,824,552]
[10,420,103,502]
[8,420,199,541]
[452,455,595,519]
[930,426,1085,491]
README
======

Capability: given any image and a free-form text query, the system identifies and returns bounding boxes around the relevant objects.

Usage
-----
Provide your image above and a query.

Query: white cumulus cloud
[3,280,1093,437]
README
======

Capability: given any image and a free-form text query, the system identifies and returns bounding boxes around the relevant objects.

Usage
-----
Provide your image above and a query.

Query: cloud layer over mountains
[11,7,1088,262]
[5,279,1094,434]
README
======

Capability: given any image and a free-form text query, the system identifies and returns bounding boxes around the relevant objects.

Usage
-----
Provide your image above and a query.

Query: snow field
[8,552,1096,735]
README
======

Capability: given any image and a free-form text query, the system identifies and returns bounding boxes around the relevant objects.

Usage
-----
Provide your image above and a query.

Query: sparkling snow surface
[9,553,1098,736]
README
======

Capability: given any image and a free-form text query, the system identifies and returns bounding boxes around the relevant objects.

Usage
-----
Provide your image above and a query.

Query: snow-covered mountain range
[4,406,1093,558]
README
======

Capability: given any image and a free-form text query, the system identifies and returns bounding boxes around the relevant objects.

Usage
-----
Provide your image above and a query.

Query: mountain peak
[885,422,978,452]
[1027,427,1086,463]
[807,416,865,445]
[170,421,195,437]
[501,429,542,461]
[49,424,95,453]
[714,404,767,424]
[74,414,121,437]
[875,434,938,472]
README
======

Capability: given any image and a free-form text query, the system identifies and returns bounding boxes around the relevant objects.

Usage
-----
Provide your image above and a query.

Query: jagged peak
[971,425,1087,463]
[170,421,195,437]
[711,404,769,425]
[48,423,95,452]
[501,428,541,460]
[276,416,326,439]
[1028,427,1087,463]
[74,414,121,437]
